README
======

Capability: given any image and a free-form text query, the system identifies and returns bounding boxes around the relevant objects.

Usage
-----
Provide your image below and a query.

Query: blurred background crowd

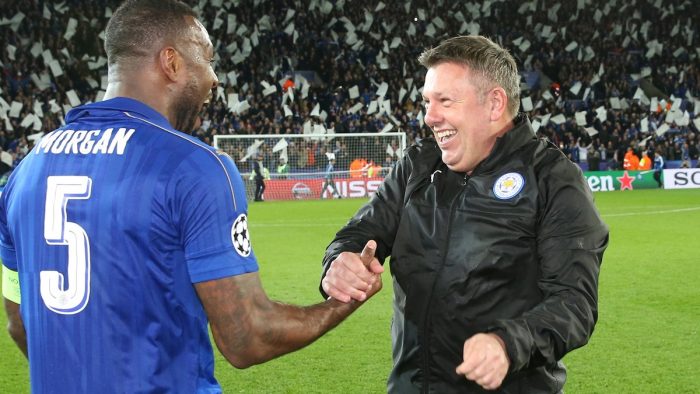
[1,0,698,177]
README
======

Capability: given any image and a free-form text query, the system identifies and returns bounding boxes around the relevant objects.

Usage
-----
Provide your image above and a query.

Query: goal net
[213,132,407,201]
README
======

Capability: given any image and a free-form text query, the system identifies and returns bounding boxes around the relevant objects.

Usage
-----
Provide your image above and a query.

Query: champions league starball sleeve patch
[231,213,251,257]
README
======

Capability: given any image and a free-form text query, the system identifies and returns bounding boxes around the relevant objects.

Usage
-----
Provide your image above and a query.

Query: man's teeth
[436,130,457,142]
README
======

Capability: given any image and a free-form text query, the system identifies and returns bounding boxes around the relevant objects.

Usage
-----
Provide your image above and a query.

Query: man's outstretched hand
[322,240,384,303]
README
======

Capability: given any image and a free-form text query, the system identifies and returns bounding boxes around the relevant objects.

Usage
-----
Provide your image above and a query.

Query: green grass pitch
[1,188,698,393]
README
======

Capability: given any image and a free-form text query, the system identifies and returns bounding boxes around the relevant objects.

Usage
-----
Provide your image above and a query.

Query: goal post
[213,132,407,201]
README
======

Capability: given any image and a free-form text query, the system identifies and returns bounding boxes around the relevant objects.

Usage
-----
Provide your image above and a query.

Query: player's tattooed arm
[195,272,363,368]
[3,299,27,358]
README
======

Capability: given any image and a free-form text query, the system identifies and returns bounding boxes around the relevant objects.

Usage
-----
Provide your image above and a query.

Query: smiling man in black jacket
[320,35,609,393]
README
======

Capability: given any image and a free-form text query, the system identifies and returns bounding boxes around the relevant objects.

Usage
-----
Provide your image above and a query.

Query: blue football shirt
[0,97,258,393]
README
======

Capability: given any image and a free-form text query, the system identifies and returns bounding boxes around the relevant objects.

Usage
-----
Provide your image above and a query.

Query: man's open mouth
[436,130,457,143]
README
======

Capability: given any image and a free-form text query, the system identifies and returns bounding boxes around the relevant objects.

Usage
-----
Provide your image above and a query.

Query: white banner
[663,168,700,189]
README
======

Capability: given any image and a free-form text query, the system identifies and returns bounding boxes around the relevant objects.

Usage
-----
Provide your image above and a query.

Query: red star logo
[617,171,635,191]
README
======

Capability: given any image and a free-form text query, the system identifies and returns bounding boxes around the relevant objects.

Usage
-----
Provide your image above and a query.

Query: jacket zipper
[420,172,470,393]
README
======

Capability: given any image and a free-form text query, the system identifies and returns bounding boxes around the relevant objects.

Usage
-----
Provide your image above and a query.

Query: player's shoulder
[164,132,240,181]
[75,98,238,179]
[121,111,222,161]
[172,135,237,177]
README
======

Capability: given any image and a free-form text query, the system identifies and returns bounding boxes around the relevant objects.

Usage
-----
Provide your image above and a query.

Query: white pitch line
[602,207,700,217]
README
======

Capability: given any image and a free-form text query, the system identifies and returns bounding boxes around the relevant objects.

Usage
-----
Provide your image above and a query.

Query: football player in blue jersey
[0,1,382,392]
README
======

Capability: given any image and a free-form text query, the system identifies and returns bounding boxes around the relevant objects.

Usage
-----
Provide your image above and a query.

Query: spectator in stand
[605,141,618,170]
[680,142,691,168]
[276,156,289,179]
[588,145,601,171]
[689,138,699,162]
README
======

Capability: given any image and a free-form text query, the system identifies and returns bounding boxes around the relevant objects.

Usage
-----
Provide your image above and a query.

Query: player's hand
[455,333,510,390]
[322,240,384,303]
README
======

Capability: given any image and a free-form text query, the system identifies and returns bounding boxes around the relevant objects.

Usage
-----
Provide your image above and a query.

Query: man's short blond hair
[418,35,521,118]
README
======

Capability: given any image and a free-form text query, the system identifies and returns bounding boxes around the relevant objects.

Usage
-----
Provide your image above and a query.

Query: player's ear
[159,47,182,83]
[488,87,508,121]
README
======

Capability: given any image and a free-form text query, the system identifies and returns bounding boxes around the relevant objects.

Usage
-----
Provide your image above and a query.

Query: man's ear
[159,47,181,83]
[489,87,508,121]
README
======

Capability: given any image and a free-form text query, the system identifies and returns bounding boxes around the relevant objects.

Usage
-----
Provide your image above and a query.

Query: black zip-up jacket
[321,116,609,393]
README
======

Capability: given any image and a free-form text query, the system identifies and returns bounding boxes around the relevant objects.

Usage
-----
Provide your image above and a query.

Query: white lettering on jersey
[35,127,135,155]
[36,129,64,153]
[79,130,101,154]
[50,129,74,154]
[64,130,87,154]
[91,129,112,154]
[107,127,136,154]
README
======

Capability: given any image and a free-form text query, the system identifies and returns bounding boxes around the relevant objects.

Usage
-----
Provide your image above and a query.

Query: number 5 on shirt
[41,176,92,315]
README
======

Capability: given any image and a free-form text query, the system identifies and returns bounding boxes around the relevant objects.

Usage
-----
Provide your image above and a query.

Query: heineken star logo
[617,171,635,191]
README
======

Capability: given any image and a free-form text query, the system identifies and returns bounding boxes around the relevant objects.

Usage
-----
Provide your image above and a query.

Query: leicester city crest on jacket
[493,172,525,199]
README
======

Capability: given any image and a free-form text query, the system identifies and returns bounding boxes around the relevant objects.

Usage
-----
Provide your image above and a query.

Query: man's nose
[424,105,442,129]
[210,68,220,89]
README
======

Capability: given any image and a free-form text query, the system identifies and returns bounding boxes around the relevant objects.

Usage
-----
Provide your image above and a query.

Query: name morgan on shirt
[35,128,136,155]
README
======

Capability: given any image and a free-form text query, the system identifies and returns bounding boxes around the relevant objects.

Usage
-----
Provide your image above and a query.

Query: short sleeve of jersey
[0,190,18,270]
[172,149,259,283]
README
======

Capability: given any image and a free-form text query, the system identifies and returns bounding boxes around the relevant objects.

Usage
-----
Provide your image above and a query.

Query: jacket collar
[65,97,173,130]
[473,114,536,174]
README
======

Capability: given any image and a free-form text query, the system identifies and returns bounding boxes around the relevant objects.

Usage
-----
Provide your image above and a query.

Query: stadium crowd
[1,0,698,177]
